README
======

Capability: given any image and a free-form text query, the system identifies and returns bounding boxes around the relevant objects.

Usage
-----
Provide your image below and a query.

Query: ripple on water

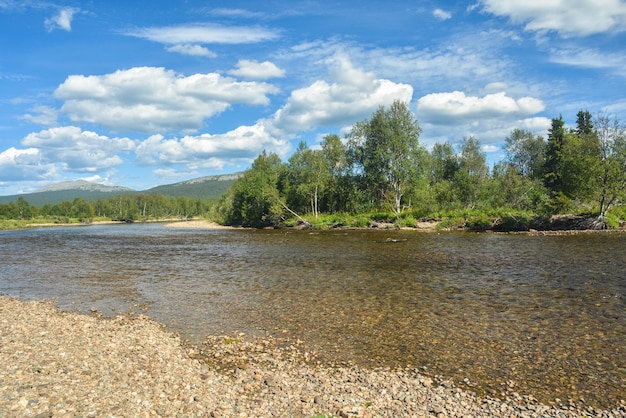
[0,225,624,409]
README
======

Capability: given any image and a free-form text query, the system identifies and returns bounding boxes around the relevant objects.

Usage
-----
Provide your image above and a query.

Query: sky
[1,1,625,195]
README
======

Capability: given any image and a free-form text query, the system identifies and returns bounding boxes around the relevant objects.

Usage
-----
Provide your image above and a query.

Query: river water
[0,223,624,408]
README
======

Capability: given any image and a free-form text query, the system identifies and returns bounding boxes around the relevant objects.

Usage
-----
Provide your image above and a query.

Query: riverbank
[1,296,623,417]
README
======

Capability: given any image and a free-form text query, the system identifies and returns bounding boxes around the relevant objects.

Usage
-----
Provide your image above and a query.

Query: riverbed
[0,223,624,408]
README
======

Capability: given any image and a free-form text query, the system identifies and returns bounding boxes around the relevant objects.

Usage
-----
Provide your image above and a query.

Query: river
[0,223,624,408]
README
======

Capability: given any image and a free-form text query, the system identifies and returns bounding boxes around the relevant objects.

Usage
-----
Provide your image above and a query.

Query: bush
[495,213,533,231]
[397,215,417,228]
[437,217,466,229]
[465,213,493,230]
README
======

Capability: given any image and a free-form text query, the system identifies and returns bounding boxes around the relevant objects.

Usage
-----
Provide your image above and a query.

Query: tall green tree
[544,115,566,195]
[220,151,285,228]
[576,109,594,136]
[455,136,488,208]
[429,142,459,209]
[504,129,545,179]
[287,142,329,219]
[594,113,626,219]
[348,100,424,215]
[560,124,601,202]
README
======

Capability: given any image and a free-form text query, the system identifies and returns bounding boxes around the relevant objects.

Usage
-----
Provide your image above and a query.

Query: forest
[215,101,626,230]
[1,100,625,231]
[0,194,210,227]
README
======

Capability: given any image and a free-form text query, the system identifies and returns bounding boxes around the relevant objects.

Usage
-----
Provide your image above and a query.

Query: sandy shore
[163,219,241,230]
[1,296,623,417]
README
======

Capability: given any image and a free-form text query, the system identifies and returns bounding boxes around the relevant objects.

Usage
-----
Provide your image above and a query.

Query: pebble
[1,296,624,417]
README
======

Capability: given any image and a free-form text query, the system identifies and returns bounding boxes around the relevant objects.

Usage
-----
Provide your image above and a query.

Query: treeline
[0,194,212,223]
[216,100,626,228]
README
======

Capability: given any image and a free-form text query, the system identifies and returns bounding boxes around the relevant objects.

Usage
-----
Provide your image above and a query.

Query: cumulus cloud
[136,121,289,170]
[417,91,544,124]
[228,60,286,79]
[478,0,626,37]
[123,23,279,45]
[20,105,58,126]
[165,44,217,57]
[22,126,135,172]
[0,147,54,182]
[44,7,77,32]
[433,8,452,21]
[54,67,279,133]
[416,90,550,148]
[135,56,414,171]
[272,55,413,132]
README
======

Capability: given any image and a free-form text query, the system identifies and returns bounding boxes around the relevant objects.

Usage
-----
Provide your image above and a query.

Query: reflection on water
[1,224,624,408]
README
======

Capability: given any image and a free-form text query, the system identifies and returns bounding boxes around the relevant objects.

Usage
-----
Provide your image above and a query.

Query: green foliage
[3,110,624,232]
[437,216,467,229]
[495,213,533,232]
[396,214,417,228]
[544,115,566,194]
[464,213,492,230]
[348,100,425,215]
[504,129,545,179]
[543,192,574,215]
[219,151,286,228]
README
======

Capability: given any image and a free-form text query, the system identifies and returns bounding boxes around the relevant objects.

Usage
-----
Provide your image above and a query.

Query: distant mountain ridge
[0,173,242,206]
[36,180,135,193]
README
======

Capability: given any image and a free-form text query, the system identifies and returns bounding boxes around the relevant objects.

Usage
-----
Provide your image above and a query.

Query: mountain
[0,173,242,206]
[36,180,134,194]
[144,173,240,199]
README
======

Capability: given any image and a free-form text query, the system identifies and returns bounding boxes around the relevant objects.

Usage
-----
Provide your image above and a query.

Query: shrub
[496,213,533,231]
[465,213,492,230]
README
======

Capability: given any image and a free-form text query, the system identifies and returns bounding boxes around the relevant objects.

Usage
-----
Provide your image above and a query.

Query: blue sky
[1,0,625,195]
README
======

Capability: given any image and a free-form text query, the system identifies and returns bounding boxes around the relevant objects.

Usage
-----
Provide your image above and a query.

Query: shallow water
[1,224,624,408]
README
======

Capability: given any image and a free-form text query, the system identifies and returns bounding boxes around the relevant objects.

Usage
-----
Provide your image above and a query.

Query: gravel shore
[1,296,624,417]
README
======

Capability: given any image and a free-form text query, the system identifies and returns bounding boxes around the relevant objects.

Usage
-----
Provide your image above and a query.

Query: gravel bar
[1,296,624,417]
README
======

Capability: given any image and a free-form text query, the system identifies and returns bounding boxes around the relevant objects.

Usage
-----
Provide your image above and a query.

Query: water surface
[1,224,624,408]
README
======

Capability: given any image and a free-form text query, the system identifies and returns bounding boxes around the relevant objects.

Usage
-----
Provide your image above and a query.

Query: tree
[15,197,35,219]
[542,115,574,213]
[287,142,330,219]
[321,134,349,212]
[504,129,545,179]
[594,113,626,220]
[576,109,594,136]
[71,198,94,221]
[454,136,488,208]
[348,100,424,216]
[220,151,286,228]
[429,142,459,209]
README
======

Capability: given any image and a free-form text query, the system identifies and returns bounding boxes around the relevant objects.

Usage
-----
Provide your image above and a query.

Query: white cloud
[22,126,135,172]
[417,91,545,124]
[136,57,413,171]
[20,105,58,126]
[165,44,217,57]
[228,60,286,80]
[0,147,54,182]
[284,33,514,93]
[54,67,279,133]
[136,122,289,170]
[123,23,279,44]
[416,91,550,148]
[478,0,626,36]
[272,55,413,132]
[433,8,452,21]
[44,7,77,32]
[482,82,508,93]
[208,8,266,19]
[550,47,626,77]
